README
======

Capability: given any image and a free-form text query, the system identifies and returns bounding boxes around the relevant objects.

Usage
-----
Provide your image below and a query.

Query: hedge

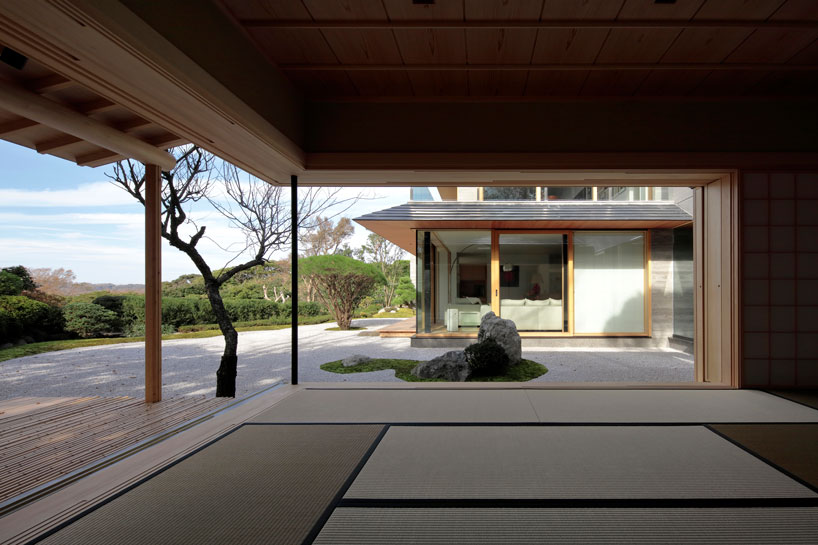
[0,295,64,343]
[63,302,119,339]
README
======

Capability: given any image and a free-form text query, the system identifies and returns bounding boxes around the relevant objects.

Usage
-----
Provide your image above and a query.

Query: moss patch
[320,358,547,382]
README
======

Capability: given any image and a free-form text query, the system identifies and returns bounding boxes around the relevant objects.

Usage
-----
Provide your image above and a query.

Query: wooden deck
[0,395,232,512]
[378,317,416,337]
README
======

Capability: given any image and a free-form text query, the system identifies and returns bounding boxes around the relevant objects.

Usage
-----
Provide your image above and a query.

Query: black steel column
[291,175,298,385]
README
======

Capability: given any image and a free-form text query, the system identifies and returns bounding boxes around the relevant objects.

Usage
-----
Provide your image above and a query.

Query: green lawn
[320,358,547,382]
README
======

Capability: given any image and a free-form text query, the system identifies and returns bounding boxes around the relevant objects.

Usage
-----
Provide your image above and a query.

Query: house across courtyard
[357,185,695,354]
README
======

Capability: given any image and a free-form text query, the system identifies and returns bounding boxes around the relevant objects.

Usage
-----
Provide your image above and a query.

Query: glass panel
[574,232,646,333]
[651,187,671,201]
[542,187,593,200]
[410,187,441,201]
[483,187,536,201]
[597,186,649,201]
[417,231,491,333]
[672,227,694,339]
[498,233,566,332]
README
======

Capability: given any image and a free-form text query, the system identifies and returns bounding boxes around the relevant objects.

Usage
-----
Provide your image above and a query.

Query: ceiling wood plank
[618,0,706,20]
[661,28,753,63]
[635,70,712,95]
[382,0,463,21]
[321,29,403,64]
[249,28,338,64]
[466,29,538,64]
[770,0,818,20]
[393,29,467,64]
[596,29,682,63]
[284,70,358,98]
[220,0,310,20]
[581,70,652,96]
[468,71,528,96]
[464,0,543,21]
[694,0,786,20]
[531,29,611,63]
[0,117,38,135]
[301,0,388,21]
[540,0,625,19]
[726,28,818,62]
[408,71,468,96]
[347,70,414,96]
[524,71,589,96]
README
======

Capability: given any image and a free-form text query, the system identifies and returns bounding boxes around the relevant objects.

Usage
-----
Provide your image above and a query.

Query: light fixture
[502,263,513,272]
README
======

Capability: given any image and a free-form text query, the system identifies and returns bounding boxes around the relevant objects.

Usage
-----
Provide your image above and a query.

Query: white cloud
[0,181,136,207]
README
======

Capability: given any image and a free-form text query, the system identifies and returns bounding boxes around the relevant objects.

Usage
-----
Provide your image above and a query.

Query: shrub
[0,307,16,344]
[1,266,36,291]
[0,295,55,335]
[63,302,119,338]
[464,337,510,377]
[298,301,324,317]
[124,322,177,337]
[0,271,23,296]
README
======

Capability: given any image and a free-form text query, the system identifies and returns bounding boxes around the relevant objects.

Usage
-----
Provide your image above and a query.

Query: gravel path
[0,319,693,399]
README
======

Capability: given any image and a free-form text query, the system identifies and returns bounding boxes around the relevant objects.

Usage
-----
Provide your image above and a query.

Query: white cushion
[501,299,525,306]
[525,299,551,306]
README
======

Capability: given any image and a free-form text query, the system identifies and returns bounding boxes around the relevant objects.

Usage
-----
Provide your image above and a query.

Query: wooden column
[145,164,162,402]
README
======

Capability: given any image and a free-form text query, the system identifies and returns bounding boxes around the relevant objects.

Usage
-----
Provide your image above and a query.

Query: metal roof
[355,201,693,223]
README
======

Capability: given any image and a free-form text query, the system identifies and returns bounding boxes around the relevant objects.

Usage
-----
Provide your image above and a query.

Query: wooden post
[291,175,298,386]
[145,164,162,402]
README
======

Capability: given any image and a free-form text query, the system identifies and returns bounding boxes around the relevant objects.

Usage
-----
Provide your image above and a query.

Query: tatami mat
[768,390,818,411]
[36,425,382,545]
[251,389,538,423]
[345,426,816,499]
[525,390,818,422]
[710,424,818,489]
[314,507,818,544]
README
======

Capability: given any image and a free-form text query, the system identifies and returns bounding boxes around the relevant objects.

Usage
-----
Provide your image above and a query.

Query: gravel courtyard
[0,318,694,399]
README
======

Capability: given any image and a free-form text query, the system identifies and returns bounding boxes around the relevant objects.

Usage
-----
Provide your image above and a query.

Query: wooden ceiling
[0,46,187,167]
[220,0,818,98]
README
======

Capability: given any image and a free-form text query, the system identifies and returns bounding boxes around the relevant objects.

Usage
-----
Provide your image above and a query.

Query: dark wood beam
[282,63,818,72]
[242,19,818,30]
[75,133,187,167]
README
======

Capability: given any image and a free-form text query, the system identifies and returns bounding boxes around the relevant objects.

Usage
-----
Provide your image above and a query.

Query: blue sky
[0,141,407,284]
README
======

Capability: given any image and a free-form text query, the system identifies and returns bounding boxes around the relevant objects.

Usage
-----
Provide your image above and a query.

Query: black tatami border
[337,497,818,509]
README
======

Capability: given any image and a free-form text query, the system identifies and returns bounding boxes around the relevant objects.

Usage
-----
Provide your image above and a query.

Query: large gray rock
[477,311,522,366]
[342,354,371,367]
[411,351,471,382]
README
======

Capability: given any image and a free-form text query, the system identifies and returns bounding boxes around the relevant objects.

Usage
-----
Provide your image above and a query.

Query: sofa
[445,297,492,330]
[499,298,563,331]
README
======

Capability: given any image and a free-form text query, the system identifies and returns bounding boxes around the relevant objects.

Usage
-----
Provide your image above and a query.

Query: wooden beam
[0,117,38,135]
[26,73,72,93]
[75,133,187,167]
[243,19,818,30]
[281,63,818,72]
[35,118,153,154]
[144,163,162,403]
[0,78,176,170]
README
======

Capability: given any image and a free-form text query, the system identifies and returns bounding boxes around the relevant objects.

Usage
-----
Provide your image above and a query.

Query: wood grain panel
[322,29,402,63]
[596,29,682,63]
[348,70,414,96]
[581,70,651,95]
[465,0,544,21]
[408,71,468,96]
[250,28,337,64]
[302,0,388,20]
[770,0,818,20]
[531,28,610,63]
[726,29,818,63]
[752,70,818,94]
[690,70,769,95]
[468,71,528,95]
[466,29,538,64]
[539,0,624,19]
[383,0,464,21]
[393,29,467,64]
[284,70,358,97]
[618,0,706,20]
[524,70,588,95]
[635,69,711,95]
[662,28,753,63]
[694,0,785,20]
[789,38,818,63]
[221,0,310,20]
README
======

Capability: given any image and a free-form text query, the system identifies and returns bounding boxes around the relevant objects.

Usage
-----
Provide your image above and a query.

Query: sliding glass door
[497,233,567,332]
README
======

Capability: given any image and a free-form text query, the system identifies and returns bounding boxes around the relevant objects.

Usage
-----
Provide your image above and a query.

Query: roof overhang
[355,201,693,254]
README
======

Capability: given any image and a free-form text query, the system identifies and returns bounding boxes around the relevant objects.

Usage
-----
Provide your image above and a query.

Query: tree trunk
[205,281,238,397]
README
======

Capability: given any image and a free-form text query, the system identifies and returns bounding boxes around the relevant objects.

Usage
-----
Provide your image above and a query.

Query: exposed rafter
[280,63,818,72]
[242,19,818,30]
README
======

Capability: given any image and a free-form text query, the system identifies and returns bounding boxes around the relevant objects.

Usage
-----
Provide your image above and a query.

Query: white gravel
[0,319,693,400]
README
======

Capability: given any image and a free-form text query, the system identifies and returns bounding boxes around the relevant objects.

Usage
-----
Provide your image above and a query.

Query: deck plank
[0,396,231,505]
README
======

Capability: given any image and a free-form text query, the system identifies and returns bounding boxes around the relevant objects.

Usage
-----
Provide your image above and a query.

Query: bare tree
[361,233,406,307]
[109,145,358,396]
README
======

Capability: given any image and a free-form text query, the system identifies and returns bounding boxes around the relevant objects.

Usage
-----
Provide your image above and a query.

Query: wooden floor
[0,396,232,510]
[378,318,416,337]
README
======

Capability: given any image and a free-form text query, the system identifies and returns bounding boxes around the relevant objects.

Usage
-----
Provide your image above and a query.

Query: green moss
[320,358,547,382]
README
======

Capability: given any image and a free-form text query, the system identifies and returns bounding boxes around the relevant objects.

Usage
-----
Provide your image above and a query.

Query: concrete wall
[741,172,818,387]
[650,229,675,349]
